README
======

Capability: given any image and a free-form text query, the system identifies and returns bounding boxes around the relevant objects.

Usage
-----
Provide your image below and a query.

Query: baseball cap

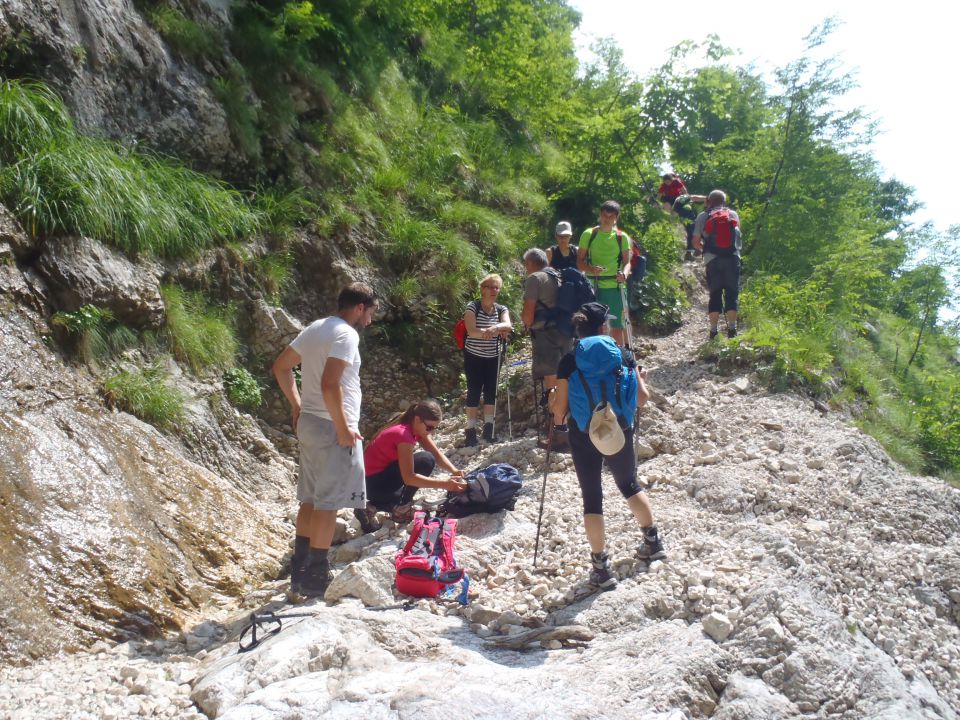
[579,302,616,331]
[555,221,573,236]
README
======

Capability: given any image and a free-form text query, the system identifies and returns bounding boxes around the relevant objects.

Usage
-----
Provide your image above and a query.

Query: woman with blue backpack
[549,302,666,589]
[356,400,467,533]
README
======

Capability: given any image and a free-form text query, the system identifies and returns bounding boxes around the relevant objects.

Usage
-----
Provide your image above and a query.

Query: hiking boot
[353,503,382,534]
[289,536,309,595]
[481,422,495,442]
[637,526,666,562]
[709,328,719,340]
[589,551,618,590]
[683,250,695,262]
[464,427,478,447]
[727,326,738,339]
[300,549,331,598]
[391,502,415,525]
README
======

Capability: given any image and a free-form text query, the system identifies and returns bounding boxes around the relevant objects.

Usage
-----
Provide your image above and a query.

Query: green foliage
[249,251,294,303]
[147,3,223,63]
[632,221,685,331]
[161,285,237,372]
[51,305,137,363]
[223,367,263,409]
[103,363,186,430]
[0,79,261,255]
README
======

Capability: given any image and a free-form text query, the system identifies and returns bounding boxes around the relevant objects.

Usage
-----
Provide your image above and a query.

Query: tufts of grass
[0,79,261,255]
[147,3,224,64]
[103,363,185,431]
[51,304,138,364]
[161,284,237,372]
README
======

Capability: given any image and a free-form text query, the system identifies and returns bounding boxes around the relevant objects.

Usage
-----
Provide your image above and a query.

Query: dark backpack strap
[586,226,625,273]
[576,369,597,410]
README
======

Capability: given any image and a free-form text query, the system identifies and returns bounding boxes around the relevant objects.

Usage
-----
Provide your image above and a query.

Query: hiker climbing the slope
[693,189,742,338]
[272,282,378,598]
[673,193,707,262]
[522,247,573,449]
[550,302,666,589]
[657,172,688,211]
[355,400,467,533]
[546,221,579,271]
[577,200,633,348]
[462,273,512,446]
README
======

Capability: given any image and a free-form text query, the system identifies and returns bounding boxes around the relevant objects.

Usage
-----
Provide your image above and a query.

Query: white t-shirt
[290,316,361,429]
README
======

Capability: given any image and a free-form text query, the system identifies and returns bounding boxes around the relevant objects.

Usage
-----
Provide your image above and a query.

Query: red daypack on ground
[703,207,739,255]
[395,512,467,599]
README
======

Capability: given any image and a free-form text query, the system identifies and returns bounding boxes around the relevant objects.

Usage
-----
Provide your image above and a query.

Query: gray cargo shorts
[296,413,366,510]
[531,326,574,379]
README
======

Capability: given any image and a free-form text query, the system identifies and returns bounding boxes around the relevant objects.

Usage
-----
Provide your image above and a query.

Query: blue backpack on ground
[440,463,523,518]
[535,267,597,337]
[568,336,638,433]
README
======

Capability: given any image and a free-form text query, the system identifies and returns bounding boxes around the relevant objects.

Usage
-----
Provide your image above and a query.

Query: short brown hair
[600,200,621,216]
[337,282,376,310]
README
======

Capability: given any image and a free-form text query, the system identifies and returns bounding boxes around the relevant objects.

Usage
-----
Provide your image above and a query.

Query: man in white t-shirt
[273,282,377,597]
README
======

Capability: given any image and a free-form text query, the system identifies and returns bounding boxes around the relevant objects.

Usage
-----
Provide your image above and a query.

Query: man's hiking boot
[481,422,495,443]
[683,250,695,262]
[289,536,310,595]
[727,326,738,339]
[589,551,618,590]
[391,503,415,525]
[353,503,382,534]
[709,328,719,340]
[464,427,478,447]
[300,549,331,598]
[637,525,666,562]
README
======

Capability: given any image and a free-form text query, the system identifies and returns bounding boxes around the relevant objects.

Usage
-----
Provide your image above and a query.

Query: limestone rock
[702,612,734,642]
[324,554,396,607]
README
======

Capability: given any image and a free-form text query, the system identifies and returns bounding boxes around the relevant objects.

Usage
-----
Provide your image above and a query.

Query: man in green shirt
[577,200,632,347]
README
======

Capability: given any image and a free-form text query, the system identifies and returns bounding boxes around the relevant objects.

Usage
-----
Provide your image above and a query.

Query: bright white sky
[570,0,959,234]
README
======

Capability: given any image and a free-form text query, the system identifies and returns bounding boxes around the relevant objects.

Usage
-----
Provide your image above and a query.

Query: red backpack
[703,207,739,255]
[452,318,467,349]
[395,512,467,599]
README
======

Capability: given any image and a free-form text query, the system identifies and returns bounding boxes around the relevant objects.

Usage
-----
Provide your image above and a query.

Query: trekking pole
[533,424,554,568]
[491,336,503,439]
[618,281,634,351]
[504,343,513,440]
[533,375,544,443]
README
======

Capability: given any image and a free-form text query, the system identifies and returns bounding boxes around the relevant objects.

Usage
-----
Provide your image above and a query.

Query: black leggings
[706,256,741,313]
[464,350,500,407]
[365,452,435,510]
[568,422,642,515]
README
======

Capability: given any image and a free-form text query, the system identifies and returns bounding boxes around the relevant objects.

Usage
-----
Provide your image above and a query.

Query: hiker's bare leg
[295,502,313,536]
[626,492,654,527]
[466,406,479,424]
[584,513,606,554]
[544,375,557,391]
[308,508,337,549]
[726,310,738,327]
[708,311,720,331]
[482,403,495,420]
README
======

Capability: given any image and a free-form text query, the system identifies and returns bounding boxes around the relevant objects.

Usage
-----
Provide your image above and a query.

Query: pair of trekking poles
[533,280,636,568]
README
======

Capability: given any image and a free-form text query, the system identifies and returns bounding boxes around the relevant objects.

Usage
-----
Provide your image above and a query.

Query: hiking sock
[484,413,495,425]
[290,535,309,592]
[466,417,478,429]
[709,325,719,339]
[589,551,617,589]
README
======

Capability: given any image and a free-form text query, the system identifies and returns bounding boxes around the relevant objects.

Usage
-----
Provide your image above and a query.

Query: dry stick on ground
[483,624,595,650]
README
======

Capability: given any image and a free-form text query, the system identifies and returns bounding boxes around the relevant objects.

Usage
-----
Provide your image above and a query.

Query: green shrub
[103,364,185,430]
[161,285,237,372]
[632,221,686,331]
[51,304,137,363]
[223,367,263,409]
[0,79,261,256]
[147,3,223,63]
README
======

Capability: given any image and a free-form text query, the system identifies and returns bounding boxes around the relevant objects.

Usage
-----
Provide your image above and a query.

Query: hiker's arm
[577,246,598,275]
[522,298,536,330]
[397,443,466,491]
[272,346,302,434]
[636,367,650,410]
[617,247,631,283]
[417,432,462,476]
[321,358,363,447]
[490,308,512,339]
[545,247,554,265]
[464,309,484,339]
[552,379,569,426]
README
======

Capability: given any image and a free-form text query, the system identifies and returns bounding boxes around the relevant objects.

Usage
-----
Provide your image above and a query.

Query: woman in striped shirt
[463,273,512,446]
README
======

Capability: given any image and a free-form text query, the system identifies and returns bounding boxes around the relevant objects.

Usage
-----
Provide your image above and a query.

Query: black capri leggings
[706,256,741,314]
[365,451,436,511]
[568,421,643,515]
[464,350,500,407]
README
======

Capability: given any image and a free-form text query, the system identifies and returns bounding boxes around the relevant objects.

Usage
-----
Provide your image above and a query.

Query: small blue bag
[441,463,523,518]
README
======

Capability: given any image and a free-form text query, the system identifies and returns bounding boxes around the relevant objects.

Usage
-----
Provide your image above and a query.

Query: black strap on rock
[237,610,317,653]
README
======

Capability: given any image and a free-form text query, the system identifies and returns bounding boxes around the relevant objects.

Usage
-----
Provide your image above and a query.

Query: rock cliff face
[0,0,235,172]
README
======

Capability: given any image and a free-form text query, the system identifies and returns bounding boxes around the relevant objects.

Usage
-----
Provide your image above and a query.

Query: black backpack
[440,464,523,518]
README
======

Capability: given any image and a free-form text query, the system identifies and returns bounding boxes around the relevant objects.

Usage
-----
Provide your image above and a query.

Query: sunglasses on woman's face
[421,420,439,432]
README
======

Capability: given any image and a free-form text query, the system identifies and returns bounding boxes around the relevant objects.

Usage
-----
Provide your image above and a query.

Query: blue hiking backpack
[568,336,638,433]
[535,267,597,337]
[440,463,523,518]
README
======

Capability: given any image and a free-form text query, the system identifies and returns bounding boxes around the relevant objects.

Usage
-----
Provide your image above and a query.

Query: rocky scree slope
[2,268,958,719]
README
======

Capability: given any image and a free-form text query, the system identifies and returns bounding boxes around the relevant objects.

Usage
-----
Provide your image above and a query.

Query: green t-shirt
[579,227,631,289]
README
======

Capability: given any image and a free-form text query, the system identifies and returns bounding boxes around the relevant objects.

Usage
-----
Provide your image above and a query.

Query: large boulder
[35,235,164,328]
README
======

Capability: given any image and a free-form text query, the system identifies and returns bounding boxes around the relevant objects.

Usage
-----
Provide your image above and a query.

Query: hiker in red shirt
[357,400,466,533]
[657,172,688,211]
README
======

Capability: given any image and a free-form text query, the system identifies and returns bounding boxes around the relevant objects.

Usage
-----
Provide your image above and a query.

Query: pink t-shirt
[363,424,418,476]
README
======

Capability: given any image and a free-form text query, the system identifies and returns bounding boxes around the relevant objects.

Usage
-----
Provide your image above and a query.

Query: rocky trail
[2,270,959,719]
